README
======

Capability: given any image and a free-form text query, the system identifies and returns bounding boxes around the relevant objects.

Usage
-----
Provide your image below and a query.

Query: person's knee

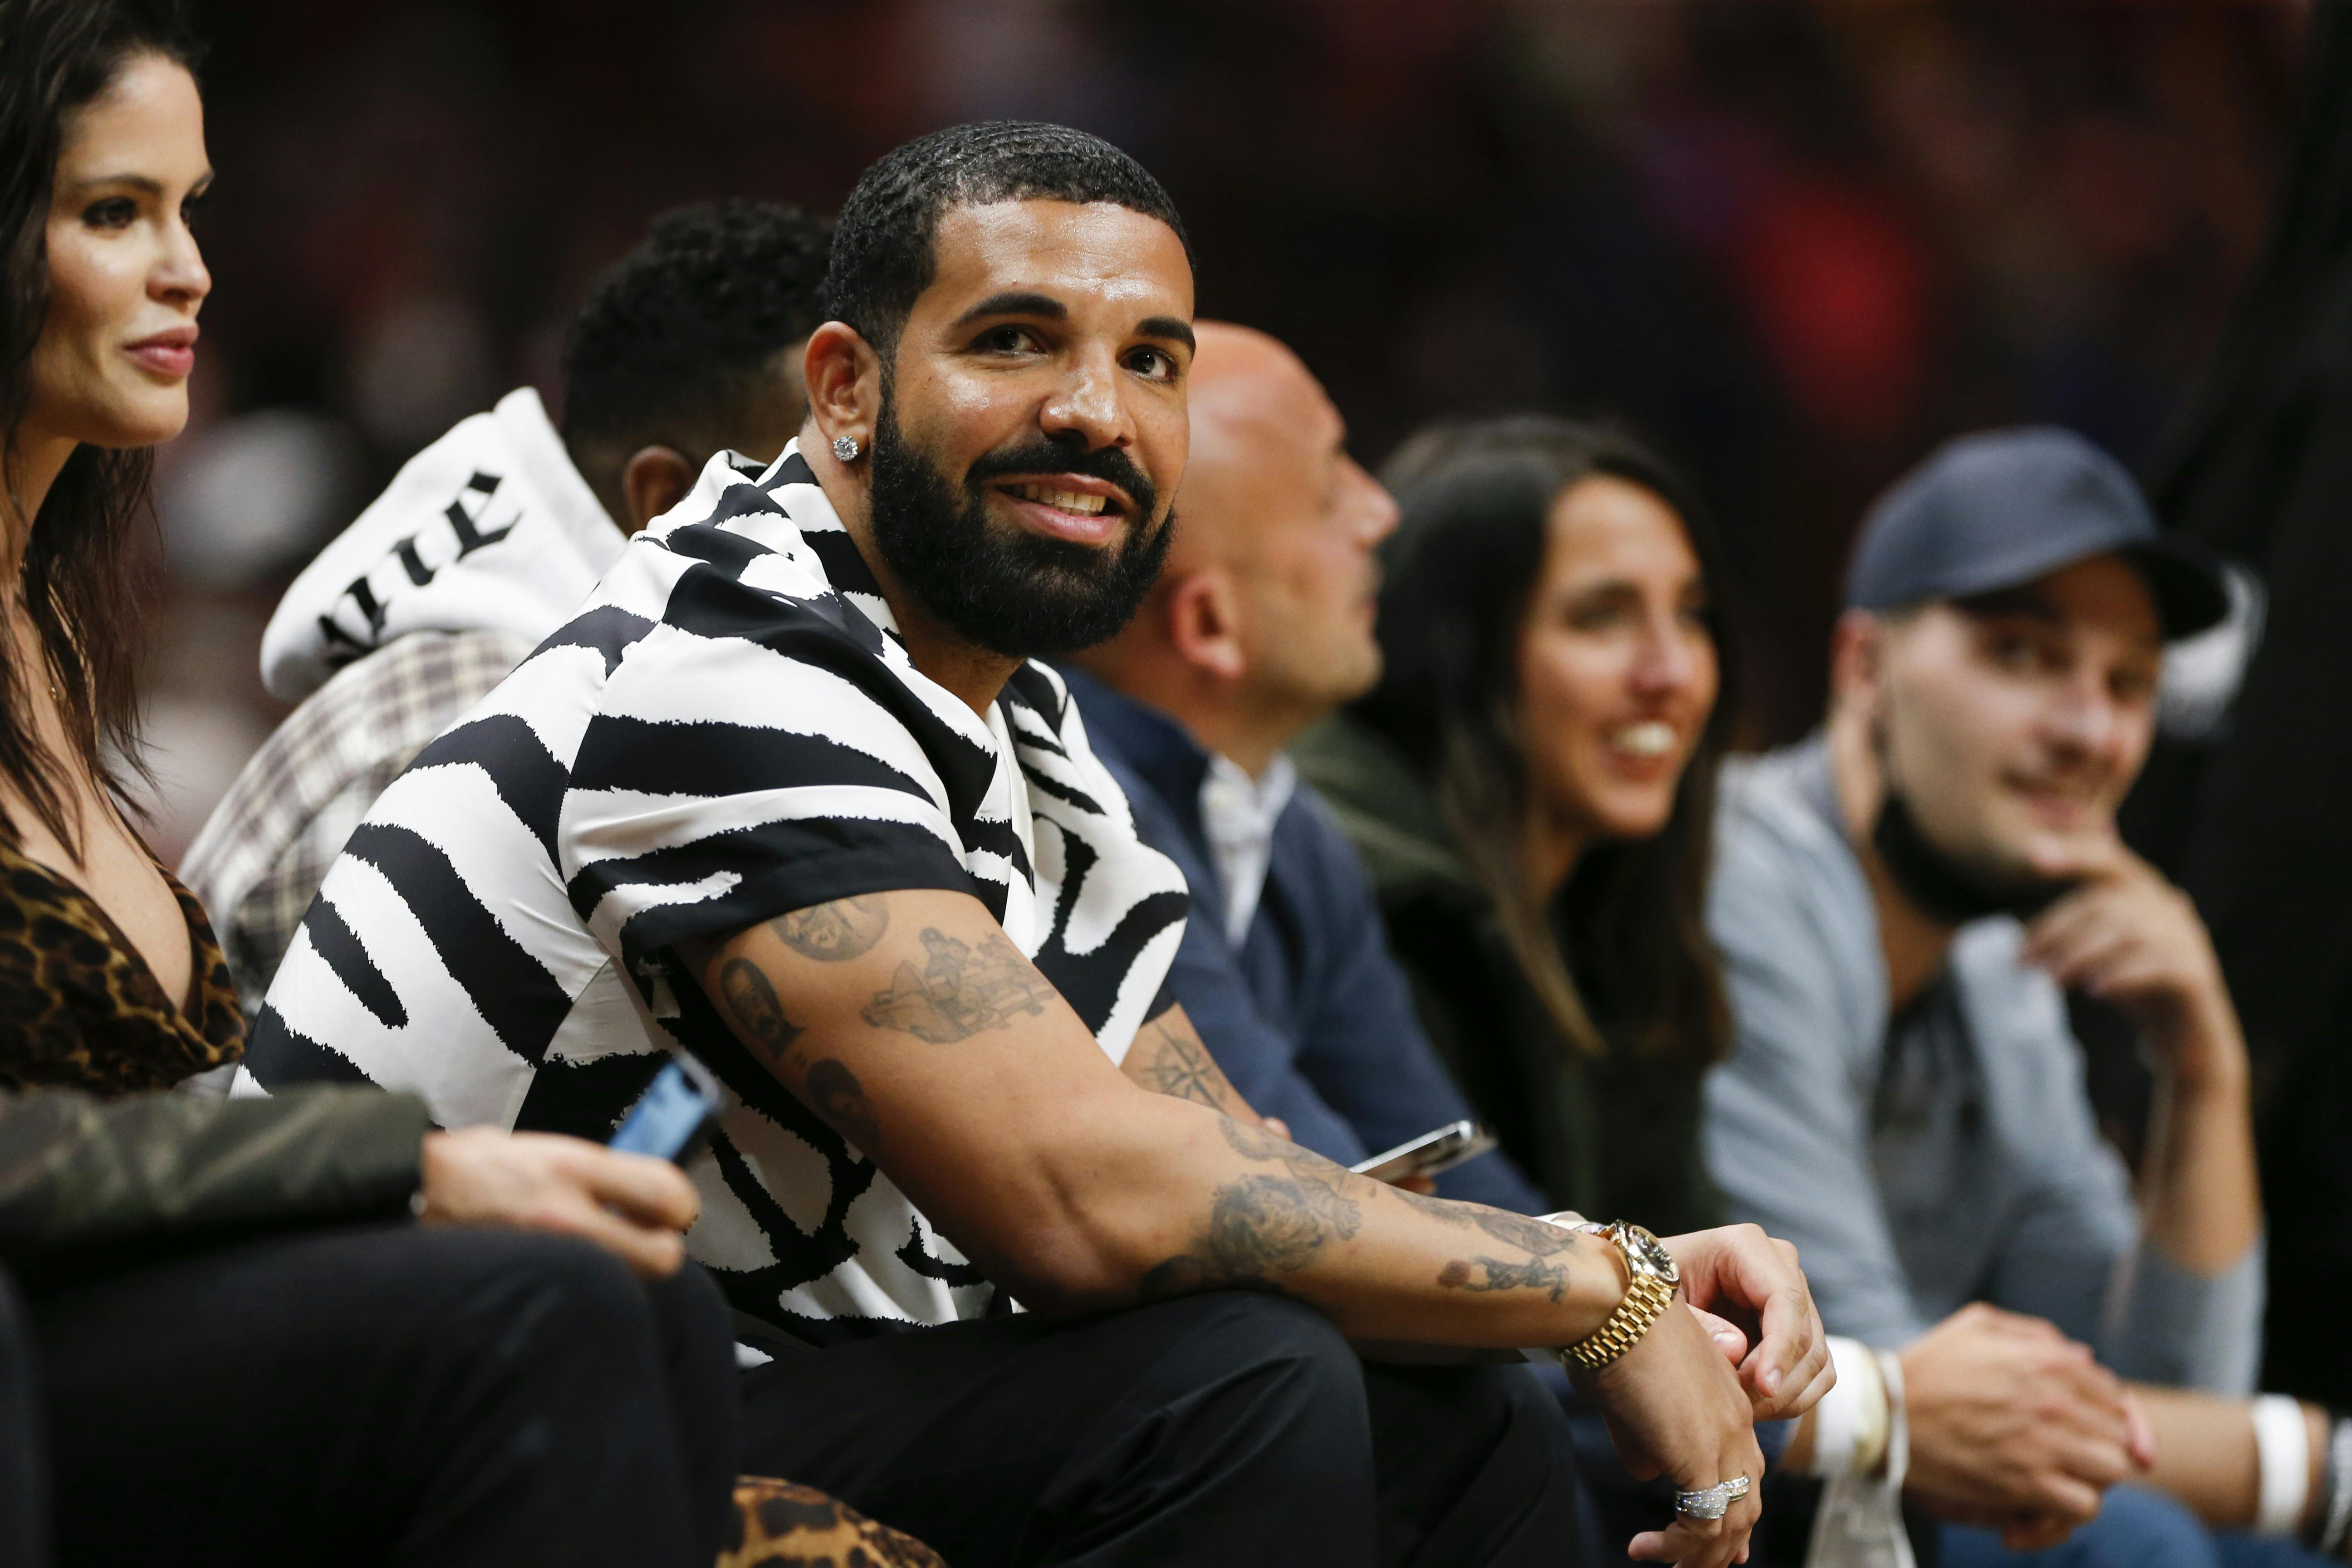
[1484,1363,1577,1515]
[397,1227,664,1401]
[1126,1290,1369,1465]
[1468,1359,1570,1436]
[1942,1485,2220,1568]
[1488,1361,1574,1461]
[2074,1488,2222,1568]
[1375,1362,1574,1504]
[484,1231,660,1354]
[1161,1290,1362,1410]
[1111,1291,1376,1540]
[633,1259,734,1366]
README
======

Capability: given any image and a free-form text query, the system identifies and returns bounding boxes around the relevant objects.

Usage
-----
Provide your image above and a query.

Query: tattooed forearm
[1141,1115,1368,1300]
[1393,1189,1580,1258]
[720,956,803,1068]
[1141,1115,1584,1311]
[1126,1014,1245,1112]
[1437,1254,1573,1302]
[771,897,889,962]
[1129,1109,1590,1316]
[1397,1191,1580,1299]
[861,928,1058,1043]
[1141,1170,1364,1298]
[804,1058,880,1153]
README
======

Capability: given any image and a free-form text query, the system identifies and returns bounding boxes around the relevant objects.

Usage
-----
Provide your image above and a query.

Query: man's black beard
[866,395,1173,660]
[1872,791,2075,926]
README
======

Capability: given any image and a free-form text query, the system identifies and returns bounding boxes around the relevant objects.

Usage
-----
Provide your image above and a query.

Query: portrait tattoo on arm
[770,897,889,962]
[860,928,1058,1044]
[804,1058,881,1153]
[720,956,803,1069]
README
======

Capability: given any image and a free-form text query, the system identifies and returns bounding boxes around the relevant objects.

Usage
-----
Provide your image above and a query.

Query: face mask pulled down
[1870,791,2077,927]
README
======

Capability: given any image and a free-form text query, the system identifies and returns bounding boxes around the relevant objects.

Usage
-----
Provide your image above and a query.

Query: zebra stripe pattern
[243,442,1190,1338]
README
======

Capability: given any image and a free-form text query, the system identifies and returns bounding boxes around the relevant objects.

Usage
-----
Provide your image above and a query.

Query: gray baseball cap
[1845,426,2227,641]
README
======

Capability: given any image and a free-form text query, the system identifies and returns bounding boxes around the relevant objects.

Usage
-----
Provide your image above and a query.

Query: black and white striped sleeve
[560,565,991,968]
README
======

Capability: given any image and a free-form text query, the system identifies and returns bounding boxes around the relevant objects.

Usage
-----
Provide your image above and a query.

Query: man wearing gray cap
[1704,428,2347,1565]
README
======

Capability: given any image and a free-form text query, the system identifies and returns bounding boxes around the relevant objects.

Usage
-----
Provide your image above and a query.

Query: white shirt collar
[1198,751,1297,945]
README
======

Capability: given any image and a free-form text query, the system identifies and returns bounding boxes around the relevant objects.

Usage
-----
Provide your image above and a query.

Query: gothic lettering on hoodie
[317,471,516,664]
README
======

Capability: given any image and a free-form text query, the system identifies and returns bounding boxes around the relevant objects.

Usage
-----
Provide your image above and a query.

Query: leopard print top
[719,1478,945,1568]
[0,838,243,1095]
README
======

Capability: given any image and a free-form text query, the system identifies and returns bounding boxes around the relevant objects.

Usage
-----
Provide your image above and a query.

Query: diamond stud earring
[832,435,861,462]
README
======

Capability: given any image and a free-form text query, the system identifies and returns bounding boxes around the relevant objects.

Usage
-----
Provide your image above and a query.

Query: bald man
[1060,324,1545,1212]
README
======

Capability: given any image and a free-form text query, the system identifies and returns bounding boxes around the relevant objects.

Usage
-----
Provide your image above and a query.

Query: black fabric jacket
[2129,0,2352,1407]
[0,1086,431,1289]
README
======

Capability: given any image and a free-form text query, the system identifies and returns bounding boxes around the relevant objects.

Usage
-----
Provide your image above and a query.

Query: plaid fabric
[181,628,539,1015]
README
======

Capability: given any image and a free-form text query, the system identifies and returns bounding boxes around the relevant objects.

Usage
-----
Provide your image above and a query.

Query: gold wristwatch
[1559,1220,1680,1371]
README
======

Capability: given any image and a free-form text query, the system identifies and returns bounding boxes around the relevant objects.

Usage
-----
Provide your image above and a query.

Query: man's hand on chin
[2019,833,2245,1087]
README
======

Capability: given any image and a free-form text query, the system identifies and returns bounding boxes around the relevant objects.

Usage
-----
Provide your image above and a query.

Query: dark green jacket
[0,1086,432,1289]
[1291,713,1720,1236]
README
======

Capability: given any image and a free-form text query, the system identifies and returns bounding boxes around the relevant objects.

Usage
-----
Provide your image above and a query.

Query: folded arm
[687,889,1829,1567]
[685,888,1645,1343]
[1,1086,705,1288]
[0,1086,433,1282]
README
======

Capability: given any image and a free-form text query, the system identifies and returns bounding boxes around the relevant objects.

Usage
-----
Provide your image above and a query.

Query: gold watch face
[1617,1223,1681,1289]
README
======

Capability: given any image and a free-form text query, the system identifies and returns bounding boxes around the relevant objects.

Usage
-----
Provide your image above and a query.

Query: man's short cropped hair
[559,199,831,452]
[821,121,1192,361]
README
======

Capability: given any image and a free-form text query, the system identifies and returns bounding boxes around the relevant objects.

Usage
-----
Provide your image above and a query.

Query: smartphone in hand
[1350,1120,1498,1185]
[608,1054,724,1165]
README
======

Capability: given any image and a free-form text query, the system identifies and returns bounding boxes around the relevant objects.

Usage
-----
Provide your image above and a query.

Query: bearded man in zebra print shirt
[245,122,1829,1568]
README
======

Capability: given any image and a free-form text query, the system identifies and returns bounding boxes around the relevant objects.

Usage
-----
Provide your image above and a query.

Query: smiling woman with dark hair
[1297,414,1740,1237]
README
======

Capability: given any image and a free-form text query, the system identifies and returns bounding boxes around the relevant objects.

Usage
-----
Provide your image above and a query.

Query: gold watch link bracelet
[1540,1214,1682,1372]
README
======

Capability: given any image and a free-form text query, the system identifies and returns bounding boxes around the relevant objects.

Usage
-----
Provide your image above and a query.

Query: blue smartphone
[608,1054,723,1164]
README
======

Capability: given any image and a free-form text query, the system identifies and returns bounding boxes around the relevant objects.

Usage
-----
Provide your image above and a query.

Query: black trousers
[1,1269,44,1568]
[736,1291,1581,1568]
[8,1223,737,1568]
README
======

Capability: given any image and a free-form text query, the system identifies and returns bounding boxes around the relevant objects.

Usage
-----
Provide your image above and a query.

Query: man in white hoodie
[185,200,831,1014]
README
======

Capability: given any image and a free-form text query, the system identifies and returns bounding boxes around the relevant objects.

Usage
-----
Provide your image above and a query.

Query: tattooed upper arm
[770,897,889,961]
[720,956,802,1070]
[860,927,1058,1043]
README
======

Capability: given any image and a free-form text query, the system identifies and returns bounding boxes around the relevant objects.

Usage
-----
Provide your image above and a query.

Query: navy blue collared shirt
[1060,666,1545,1214]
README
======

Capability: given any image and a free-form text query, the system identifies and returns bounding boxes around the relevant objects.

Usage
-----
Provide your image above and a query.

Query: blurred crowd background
[140,0,2306,862]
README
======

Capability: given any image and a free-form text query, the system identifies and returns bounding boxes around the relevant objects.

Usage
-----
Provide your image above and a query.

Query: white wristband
[1807,1336,1885,1478]
[2252,1394,2311,1538]
[1876,1345,1910,1494]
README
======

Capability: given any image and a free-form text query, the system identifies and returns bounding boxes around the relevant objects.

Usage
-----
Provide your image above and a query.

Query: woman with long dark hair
[0,8,752,1565]
[0,0,232,1089]
[1295,414,1738,1235]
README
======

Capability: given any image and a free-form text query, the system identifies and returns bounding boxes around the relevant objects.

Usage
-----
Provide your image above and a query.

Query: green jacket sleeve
[0,1086,433,1285]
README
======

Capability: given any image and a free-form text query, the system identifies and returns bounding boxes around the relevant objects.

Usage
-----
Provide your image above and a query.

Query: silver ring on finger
[1672,1476,1752,1520]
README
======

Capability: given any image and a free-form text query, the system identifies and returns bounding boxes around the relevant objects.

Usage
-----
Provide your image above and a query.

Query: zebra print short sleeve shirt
[242,442,1192,1339]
